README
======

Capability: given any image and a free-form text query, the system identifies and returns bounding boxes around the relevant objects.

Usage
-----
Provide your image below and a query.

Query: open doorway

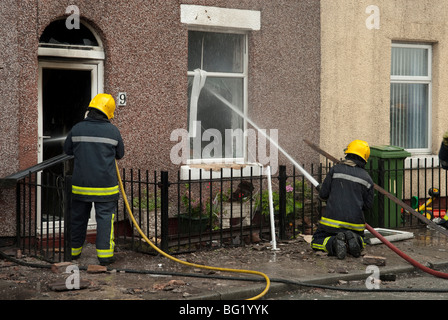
[41,68,91,161]
[38,64,95,227]
[37,19,104,233]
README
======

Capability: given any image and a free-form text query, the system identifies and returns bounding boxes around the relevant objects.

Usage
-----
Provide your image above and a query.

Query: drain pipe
[265,166,279,251]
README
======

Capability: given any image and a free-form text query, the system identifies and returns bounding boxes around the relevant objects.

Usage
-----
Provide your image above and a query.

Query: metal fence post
[63,175,72,262]
[15,183,21,251]
[378,159,385,227]
[160,171,169,252]
[278,165,287,240]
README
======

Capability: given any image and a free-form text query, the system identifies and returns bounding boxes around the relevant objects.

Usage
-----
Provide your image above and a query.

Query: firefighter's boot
[345,231,361,257]
[332,232,347,260]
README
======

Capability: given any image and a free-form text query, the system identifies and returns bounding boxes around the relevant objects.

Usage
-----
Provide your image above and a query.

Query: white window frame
[37,60,104,163]
[180,5,261,179]
[390,42,432,155]
[180,5,261,31]
[187,30,248,165]
[37,60,104,235]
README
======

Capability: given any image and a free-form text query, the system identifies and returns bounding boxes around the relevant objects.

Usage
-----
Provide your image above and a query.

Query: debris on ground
[0,227,447,300]
[362,255,387,266]
[153,279,187,291]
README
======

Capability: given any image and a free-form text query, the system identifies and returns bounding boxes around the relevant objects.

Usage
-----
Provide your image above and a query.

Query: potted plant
[214,181,255,228]
[255,182,304,219]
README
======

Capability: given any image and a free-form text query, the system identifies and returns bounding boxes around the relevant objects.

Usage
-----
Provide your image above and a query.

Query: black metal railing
[116,165,323,254]
[0,154,73,262]
[2,154,447,263]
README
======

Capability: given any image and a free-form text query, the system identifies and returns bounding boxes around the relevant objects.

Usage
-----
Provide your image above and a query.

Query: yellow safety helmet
[89,93,116,119]
[345,140,370,162]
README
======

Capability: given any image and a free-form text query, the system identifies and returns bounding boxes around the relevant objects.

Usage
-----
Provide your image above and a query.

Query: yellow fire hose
[115,161,270,300]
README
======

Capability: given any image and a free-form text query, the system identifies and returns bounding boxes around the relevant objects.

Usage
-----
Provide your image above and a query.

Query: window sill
[180,162,263,180]
[405,154,439,169]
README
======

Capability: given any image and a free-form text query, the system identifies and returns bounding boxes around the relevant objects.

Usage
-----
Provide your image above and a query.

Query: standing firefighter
[64,93,124,266]
[438,132,448,228]
[311,140,374,259]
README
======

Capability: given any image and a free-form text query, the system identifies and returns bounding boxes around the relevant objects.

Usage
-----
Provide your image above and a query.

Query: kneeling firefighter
[64,93,124,266]
[311,140,374,259]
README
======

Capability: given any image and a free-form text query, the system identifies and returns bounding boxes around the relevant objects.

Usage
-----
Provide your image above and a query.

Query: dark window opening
[39,19,99,47]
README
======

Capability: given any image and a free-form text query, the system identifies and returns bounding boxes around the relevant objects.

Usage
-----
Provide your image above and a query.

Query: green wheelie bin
[365,145,411,228]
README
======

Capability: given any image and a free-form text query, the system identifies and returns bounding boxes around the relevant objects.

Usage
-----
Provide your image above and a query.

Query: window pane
[203,33,244,73]
[188,31,244,73]
[391,47,428,77]
[390,83,429,149]
[188,31,203,71]
[39,19,99,46]
[188,77,244,159]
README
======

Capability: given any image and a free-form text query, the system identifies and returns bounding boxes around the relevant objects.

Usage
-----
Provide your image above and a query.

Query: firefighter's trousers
[71,199,116,262]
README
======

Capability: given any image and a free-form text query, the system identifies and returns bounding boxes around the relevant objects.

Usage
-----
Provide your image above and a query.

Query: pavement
[1,226,448,303]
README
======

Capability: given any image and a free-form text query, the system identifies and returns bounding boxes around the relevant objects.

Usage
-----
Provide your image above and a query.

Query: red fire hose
[365,223,448,279]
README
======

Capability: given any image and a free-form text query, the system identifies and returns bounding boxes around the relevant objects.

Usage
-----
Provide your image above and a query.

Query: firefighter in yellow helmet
[64,93,124,266]
[311,140,374,259]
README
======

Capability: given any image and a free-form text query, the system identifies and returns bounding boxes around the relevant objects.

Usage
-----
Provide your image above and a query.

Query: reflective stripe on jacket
[319,217,365,232]
[72,185,120,197]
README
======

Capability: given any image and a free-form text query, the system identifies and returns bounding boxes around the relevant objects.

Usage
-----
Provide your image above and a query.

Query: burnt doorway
[38,61,102,231]
[41,68,91,160]
[37,18,104,237]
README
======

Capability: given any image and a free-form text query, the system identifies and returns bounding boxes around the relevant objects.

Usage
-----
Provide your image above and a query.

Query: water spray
[206,87,320,188]
[205,83,448,280]
[202,85,319,251]
[43,136,68,143]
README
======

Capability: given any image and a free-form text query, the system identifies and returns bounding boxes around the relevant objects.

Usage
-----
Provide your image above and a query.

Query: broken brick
[87,265,108,273]
[362,255,386,266]
[48,279,90,292]
[153,279,186,291]
[51,262,73,274]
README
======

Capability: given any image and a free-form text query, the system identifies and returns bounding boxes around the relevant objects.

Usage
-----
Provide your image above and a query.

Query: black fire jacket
[318,158,374,234]
[64,115,124,202]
